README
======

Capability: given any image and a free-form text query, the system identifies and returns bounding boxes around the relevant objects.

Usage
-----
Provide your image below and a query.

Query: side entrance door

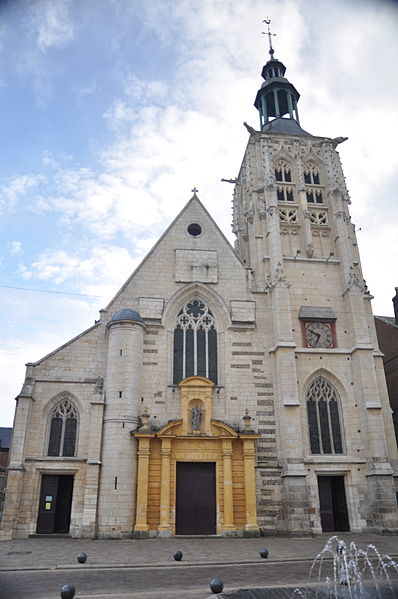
[37,474,74,534]
[318,475,349,532]
[176,462,216,535]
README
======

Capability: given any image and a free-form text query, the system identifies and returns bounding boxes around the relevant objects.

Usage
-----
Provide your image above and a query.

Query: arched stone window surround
[303,370,346,456]
[162,283,231,387]
[302,154,325,205]
[43,391,81,457]
[274,158,293,183]
[273,155,296,203]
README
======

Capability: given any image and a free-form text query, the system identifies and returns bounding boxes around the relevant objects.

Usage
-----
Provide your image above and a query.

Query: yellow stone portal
[133,376,259,536]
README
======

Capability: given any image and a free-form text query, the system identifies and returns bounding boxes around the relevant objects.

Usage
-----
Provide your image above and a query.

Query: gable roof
[103,193,244,312]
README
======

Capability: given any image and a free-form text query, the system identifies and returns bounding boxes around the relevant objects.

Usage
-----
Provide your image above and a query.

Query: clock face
[305,322,333,348]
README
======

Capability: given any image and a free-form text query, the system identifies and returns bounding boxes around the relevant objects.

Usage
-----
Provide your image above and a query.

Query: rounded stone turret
[97,308,146,537]
[111,308,144,323]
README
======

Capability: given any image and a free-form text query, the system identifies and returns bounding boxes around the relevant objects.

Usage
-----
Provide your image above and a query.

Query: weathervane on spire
[262,18,276,57]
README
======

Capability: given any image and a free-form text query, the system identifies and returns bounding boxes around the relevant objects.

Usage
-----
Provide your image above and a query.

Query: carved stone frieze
[306,243,314,258]
[245,207,254,224]
[312,229,330,238]
[257,197,267,218]
[265,262,292,292]
[345,263,371,295]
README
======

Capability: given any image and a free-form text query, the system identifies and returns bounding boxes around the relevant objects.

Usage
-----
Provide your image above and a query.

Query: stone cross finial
[191,187,199,194]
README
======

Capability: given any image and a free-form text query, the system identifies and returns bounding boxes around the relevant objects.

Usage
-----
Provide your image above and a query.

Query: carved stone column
[222,439,235,532]
[302,207,314,258]
[133,435,151,534]
[242,438,259,533]
[158,437,172,536]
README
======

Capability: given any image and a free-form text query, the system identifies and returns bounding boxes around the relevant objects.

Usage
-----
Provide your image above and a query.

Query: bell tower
[232,23,398,534]
[254,19,300,128]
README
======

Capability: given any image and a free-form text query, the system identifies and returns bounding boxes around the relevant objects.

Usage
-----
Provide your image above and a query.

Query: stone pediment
[155,417,238,439]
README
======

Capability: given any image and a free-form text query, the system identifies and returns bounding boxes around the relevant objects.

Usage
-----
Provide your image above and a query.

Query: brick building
[0,428,12,520]
[375,289,398,446]
[1,45,397,539]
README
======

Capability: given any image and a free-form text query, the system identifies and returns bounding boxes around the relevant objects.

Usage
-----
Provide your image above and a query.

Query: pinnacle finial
[262,18,276,57]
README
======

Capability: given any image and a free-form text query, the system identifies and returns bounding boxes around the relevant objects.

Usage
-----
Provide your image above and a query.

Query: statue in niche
[191,406,202,432]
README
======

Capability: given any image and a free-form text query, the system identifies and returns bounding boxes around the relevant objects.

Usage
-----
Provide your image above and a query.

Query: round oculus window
[187,223,202,237]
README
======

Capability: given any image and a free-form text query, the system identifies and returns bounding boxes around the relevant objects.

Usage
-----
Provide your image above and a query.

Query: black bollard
[209,578,224,594]
[77,552,87,563]
[259,548,269,558]
[60,584,76,599]
[173,550,183,561]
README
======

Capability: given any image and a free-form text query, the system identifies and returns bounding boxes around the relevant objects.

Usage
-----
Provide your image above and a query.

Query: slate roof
[262,117,313,136]
[375,315,398,329]
[0,427,12,450]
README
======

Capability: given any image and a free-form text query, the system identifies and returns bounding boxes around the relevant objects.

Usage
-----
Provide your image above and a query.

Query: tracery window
[173,299,217,384]
[47,399,78,457]
[306,376,343,455]
[275,160,292,183]
[304,162,323,204]
[275,160,294,202]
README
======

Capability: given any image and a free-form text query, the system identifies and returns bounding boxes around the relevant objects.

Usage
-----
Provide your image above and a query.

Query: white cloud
[0,293,101,427]
[32,0,74,52]
[0,174,45,212]
[8,241,23,255]
[21,244,139,292]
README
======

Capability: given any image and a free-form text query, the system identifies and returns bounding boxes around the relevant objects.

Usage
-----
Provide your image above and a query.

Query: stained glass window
[173,299,217,384]
[306,377,343,454]
[48,399,78,457]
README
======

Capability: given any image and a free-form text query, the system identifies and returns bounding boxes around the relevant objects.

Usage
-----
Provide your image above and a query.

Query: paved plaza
[0,532,398,598]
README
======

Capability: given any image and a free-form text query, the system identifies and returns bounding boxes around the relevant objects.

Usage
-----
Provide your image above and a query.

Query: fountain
[293,536,398,598]
[215,536,398,598]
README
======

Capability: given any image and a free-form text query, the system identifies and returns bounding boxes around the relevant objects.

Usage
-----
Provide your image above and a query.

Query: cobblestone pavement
[0,532,397,598]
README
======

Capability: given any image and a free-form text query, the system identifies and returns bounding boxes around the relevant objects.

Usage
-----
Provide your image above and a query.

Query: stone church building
[2,44,398,539]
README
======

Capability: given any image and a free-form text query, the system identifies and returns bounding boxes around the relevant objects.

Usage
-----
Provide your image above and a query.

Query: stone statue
[191,406,202,431]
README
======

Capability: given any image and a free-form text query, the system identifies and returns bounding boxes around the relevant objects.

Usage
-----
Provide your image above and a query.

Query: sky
[0,0,397,427]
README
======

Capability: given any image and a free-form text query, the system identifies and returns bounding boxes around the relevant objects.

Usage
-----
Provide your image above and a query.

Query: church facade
[2,46,398,539]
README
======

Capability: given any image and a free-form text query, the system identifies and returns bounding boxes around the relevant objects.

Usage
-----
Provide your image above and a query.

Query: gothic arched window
[274,160,294,202]
[173,299,217,384]
[306,376,343,454]
[304,162,323,204]
[48,399,78,457]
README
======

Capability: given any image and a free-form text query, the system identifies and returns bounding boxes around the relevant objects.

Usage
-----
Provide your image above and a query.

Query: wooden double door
[175,462,216,535]
[318,476,349,532]
[37,474,74,534]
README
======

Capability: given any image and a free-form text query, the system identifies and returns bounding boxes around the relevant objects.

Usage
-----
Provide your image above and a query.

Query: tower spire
[262,18,276,58]
[254,20,307,134]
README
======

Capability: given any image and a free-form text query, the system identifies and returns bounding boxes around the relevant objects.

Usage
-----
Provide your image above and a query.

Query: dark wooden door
[37,474,74,534]
[318,476,349,532]
[176,462,216,535]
